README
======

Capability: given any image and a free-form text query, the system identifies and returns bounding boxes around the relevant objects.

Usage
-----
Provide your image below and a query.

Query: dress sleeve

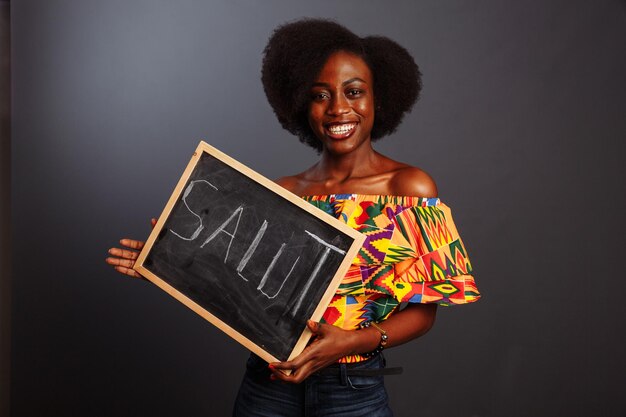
[353,201,480,306]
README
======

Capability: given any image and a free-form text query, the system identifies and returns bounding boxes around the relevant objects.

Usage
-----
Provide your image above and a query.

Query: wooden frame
[134,141,365,366]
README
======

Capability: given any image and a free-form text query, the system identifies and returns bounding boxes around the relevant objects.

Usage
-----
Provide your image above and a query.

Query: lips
[324,122,358,139]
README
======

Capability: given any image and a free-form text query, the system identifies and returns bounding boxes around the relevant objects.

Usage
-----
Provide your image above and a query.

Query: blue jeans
[233,354,393,417]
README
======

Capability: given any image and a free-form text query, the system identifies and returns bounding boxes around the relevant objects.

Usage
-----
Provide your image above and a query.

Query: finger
[307,320,322,334]
[269,365,295,382]
[269,349,314,372]
[270,363,314,384]
[106,257,136,269]
[269,360,295,371]
[270,349,312,371]
[119,239,145,250]
[108,247,139,260]
[114,265,143,279]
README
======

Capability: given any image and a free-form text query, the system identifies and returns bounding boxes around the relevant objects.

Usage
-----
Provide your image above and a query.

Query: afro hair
[261,18,422,151]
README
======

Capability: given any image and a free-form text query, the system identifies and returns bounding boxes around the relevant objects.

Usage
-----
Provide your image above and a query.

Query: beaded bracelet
[359,320,388,358]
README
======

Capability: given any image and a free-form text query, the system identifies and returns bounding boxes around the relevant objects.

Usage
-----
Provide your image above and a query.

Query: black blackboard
[135,141,364,363]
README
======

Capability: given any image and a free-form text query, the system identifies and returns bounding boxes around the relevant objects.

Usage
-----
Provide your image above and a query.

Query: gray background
[4,0,626,416]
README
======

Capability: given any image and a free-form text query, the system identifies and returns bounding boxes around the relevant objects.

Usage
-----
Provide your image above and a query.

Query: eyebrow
[311,78,368,88]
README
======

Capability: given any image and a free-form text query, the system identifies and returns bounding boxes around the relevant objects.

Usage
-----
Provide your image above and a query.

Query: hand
[105,218,157,280]
[268,320,378,384]
[269,304,437,384]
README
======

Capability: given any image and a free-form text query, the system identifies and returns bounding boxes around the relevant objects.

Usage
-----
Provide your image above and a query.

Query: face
[308,51,375,155]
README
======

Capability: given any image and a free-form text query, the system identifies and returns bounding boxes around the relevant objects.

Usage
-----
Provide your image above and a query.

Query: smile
[325,122,358,139]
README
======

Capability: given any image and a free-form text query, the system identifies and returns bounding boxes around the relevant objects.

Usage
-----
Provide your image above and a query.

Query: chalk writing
[138,143,362,362]
[236,220,268,281]
[168,180,345,305]
[169,179,218,241]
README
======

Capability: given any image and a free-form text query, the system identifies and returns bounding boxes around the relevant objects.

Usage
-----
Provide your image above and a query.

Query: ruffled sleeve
[304,194,480,306]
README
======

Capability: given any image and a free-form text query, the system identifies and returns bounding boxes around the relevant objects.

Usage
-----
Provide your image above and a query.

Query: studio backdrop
[8,1,626,416]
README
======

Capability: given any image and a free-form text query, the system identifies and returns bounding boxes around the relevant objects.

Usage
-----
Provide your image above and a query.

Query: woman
[107,19,479,416]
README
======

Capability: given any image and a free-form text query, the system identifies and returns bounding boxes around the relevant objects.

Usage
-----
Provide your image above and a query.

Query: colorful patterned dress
[303,194,480,363]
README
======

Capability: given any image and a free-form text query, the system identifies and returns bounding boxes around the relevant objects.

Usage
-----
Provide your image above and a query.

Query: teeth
[328,123,356,134]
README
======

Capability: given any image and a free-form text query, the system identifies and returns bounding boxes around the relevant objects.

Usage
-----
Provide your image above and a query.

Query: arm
[270,303,437,383]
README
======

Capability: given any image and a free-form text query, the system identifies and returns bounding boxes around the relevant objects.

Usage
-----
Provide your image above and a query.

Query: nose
[326,95,350,116]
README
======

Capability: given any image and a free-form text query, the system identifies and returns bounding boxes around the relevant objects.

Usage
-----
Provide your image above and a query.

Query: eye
[311,91,330,101]
[346,88,363,97]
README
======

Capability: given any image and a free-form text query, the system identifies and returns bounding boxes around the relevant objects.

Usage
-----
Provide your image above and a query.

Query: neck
[316,141,379,182]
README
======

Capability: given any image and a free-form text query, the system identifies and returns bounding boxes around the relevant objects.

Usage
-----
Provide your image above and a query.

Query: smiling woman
[106,18,480,416]
[243,18,479,415]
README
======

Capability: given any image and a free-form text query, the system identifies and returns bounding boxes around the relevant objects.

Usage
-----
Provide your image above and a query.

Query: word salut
[134,142,364,363]
[169,178,347,316]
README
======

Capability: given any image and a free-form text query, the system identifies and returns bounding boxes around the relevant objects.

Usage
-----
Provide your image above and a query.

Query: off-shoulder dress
[302,194,480,363]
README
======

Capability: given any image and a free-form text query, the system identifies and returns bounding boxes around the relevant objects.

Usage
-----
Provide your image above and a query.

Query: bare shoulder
[274,175,303,194]
[389,166,438,198]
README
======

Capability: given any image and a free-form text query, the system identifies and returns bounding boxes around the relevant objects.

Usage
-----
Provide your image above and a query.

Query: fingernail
[270,374,276,380]
[268,364,275,370]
